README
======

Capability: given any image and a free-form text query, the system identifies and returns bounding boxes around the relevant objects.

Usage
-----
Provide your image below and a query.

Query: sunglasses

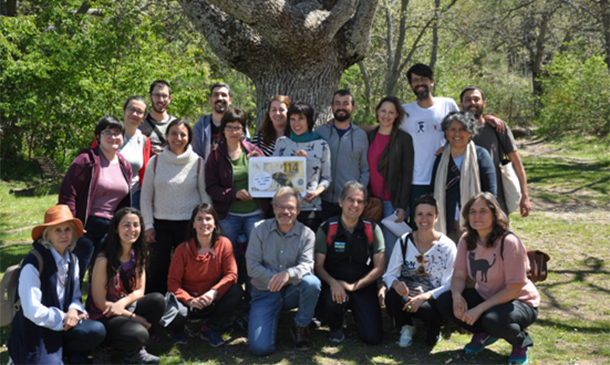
[416,254,426,276]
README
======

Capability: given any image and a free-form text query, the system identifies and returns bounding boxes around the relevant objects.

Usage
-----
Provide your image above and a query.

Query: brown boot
[291,324,311,351]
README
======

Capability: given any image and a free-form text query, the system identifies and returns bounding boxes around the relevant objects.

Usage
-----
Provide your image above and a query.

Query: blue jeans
[73,216,110,279]
[248,275,321,356]
[131,189,141,211]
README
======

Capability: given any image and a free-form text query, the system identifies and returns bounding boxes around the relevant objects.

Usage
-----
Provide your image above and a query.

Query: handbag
[500,232,551,283]
[495,131,522,214]
[362,196,383,222]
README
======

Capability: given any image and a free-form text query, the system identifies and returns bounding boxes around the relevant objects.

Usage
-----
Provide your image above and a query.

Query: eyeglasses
[225,126,243,133]
[411,76,431,84]
[416,254,426,276]
[345,197,365,205]
[152,93,170,100]
[126,107,145,116]
[101,131,122,138]
[275,204,297,213]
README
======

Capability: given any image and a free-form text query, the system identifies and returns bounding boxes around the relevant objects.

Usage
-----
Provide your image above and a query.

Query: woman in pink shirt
[437,192,539,365]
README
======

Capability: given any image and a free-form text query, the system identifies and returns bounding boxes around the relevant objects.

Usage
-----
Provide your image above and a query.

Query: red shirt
[368,132,392,201]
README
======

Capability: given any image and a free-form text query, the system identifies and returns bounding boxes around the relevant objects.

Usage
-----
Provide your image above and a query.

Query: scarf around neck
[290,130,323,143]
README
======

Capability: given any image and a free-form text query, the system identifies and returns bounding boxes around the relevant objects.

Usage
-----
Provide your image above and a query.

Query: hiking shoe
[291,324,311,351]
[508,345,529,364]
[329,328,345,343]
[123,347,160,364]
[235,315,249,331]
[91,345,112,364]
[398,324,416,348]
[464,332,499,354]
[200,325,225,347]
[425,325,442,346]
[171,330,188,345]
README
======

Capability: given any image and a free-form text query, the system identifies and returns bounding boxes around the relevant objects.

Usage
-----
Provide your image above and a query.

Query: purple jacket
[205,140,270,220]
[59,147,132,225]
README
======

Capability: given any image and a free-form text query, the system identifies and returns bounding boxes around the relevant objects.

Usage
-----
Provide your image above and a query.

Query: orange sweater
[167,236,237,304]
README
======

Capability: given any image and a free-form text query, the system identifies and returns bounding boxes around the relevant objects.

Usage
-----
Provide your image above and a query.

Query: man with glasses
[139,80,176,155]
[314,181,385,344]
[246,187,321,355]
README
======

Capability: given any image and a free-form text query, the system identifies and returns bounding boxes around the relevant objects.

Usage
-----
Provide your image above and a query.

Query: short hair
[461,192,509,250]
[339,180,368,202]
[441,111,479,137]
[123,95,148,112]
[210,82,232,97]
[375,96,406,129]
[271,186,302,208]
[219,108,248,141]
[40,223,78,251]
[149,80,172,95]
[286,102,315,134]
[414,194,439,216]
[185,203,221,249]
[257,95,291,145]
[94,116,124,143]
[406,63,434,84]
[332,89,355,106]
[165,118,193,146]
[460,86,486,103]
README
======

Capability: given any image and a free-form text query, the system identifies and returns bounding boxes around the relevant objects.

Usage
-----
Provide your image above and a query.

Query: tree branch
[339,0,380,64]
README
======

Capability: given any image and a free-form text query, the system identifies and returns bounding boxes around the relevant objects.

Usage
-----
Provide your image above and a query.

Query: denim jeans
[248,275,321,356]
[131,189,141,211]
[73,216,110,279]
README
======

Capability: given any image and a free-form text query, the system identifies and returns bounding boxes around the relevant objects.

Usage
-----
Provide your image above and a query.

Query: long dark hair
[90,207,148,291]
[461,192,509,250]
[185,203,222,249]
[257,95,290,145]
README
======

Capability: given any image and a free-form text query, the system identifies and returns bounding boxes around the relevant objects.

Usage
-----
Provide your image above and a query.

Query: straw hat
[31,205,86,242]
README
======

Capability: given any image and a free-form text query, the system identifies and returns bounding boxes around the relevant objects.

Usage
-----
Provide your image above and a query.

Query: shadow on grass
[526,158,610,196]
[0,244,31,272]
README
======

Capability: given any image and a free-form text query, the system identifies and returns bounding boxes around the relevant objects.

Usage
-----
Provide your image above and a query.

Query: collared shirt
[246,218,316,291]
[18,247,85,331]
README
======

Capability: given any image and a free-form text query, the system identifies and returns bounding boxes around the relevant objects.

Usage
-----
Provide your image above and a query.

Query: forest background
[1,0,609,177]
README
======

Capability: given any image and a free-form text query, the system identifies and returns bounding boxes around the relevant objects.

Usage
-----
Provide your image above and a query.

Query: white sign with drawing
[249,157,307,197]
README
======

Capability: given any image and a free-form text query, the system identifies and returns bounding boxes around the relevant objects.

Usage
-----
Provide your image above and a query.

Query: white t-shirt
[401,97,459,185]
[119,129,145,193]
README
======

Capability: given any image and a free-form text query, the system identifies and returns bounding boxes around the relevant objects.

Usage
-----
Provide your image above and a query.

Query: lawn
[1,135,609,364]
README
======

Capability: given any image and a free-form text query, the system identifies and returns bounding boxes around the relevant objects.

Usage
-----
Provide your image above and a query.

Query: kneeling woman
[8,205,105,364]
[87,208,166,364]
[437,192,539,365]
[167,204,242,347]
[383,195,456,348]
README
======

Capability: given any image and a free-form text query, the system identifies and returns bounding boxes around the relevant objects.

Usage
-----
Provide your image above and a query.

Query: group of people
[8,63,538,365]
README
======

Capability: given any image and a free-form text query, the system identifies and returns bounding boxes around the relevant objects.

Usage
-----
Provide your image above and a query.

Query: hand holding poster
[249,157,307,197]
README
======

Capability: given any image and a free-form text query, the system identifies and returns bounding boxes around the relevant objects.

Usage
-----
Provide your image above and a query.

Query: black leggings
[99,293,166,351]
[385,288,445,330]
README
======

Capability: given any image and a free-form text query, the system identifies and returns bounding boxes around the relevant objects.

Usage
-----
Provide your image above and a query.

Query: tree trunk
[429,0,441,73]
[602,0,610,72]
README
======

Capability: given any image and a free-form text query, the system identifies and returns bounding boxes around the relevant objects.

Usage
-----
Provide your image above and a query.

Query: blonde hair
[39,222,78,251]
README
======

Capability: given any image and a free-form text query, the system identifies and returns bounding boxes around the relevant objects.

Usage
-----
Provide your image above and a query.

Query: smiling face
[193,210,216,238]
[376,101,398,129]
[290,113,308,136]
[273,192,300,230]
[332,94,355,122]
[468,198,494,235]
[149,84,172,114]
[445,119,472,151]
[410,73,434,100]
[98,127,123,155]
[223,121,244,144]
[269,100,288,132]
[339,188,365,222]
[118,213,141,246]
[461,89,486,120]
[46,222,74,255]
[167,123,189,155]
[414,203,439,233]
[123,99,147,128]
[210,86,232,114]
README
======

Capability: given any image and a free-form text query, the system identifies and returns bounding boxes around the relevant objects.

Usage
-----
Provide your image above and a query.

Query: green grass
[1,134,609,364]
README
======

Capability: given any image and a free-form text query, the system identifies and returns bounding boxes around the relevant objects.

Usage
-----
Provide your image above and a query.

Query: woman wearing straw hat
[7,205,106,365]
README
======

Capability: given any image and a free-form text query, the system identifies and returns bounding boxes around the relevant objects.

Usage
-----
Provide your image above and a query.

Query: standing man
[193,82,249,161]
[139,80,176,155]
[315,181,385,344]
[315,90,370,222]
[246,187,322,356]
[401,64,459,224]
[460,86,531,217]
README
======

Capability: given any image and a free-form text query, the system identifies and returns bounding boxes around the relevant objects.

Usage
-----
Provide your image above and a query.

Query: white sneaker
[398,324,416,347]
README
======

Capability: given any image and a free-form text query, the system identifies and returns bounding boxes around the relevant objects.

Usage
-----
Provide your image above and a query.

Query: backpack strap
[400,233,414,265]
[362,220,375,248]
[14,250,45,312]
[326,219,339,246]
[499,231,515,261]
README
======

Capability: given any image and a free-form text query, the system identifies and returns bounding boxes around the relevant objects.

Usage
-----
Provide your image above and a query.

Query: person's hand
[187,298,204,310]
[294,149,307,157]
[236,189,252,201]
[394,208,406,223]
[434,146,445,156]
[247,150,261,158]
[452,293,468,319]
[520,195,531,217]
[330,280,347,304]
[461,306,484,326]
[392,280,409,297]
[268,271,290,292]
[340,280,356,292]
[403,293,427,313]
[63,309,80,331]
[103,301,126,317]
[199,290,217,307]
[484,114,506,133]
[78,312,89,320]
[303,192,317,203]
[145,228,156,243]
[377,283,386,307]
[132,314,152,330]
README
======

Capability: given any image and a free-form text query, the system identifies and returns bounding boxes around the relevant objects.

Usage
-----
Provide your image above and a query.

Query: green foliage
[538,53,610,135]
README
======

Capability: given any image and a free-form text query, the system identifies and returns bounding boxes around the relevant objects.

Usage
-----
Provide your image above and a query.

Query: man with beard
[400,64,459,225]
[193,82,250,160]
[461,86,531,217]
[246,187,321,355]
[315,90,370,222]
[139,80,176,155]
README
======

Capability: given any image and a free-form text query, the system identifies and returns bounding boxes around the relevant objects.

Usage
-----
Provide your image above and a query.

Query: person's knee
[300,275,321,294]
[85,320,107,346]
[435,291,453,317]
[223,283,244,304]
[360,329,383,345]
[249,326,275,356]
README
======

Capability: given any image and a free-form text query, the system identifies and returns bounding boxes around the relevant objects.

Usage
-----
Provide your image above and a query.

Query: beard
[412,86,430,100]
[333,109,351,122]
[467,106,483,119]
[214,101,228,113]
[152,104,166,114]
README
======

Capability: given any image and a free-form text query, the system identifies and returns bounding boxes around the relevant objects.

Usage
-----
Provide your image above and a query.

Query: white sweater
[140,145,211,229]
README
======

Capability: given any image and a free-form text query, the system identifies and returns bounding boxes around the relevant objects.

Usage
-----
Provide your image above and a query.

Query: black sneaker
[291,324,311,351]
[123,347,160,365]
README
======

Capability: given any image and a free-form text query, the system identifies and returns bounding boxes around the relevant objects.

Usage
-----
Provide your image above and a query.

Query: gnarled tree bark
[175,0,378,125]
